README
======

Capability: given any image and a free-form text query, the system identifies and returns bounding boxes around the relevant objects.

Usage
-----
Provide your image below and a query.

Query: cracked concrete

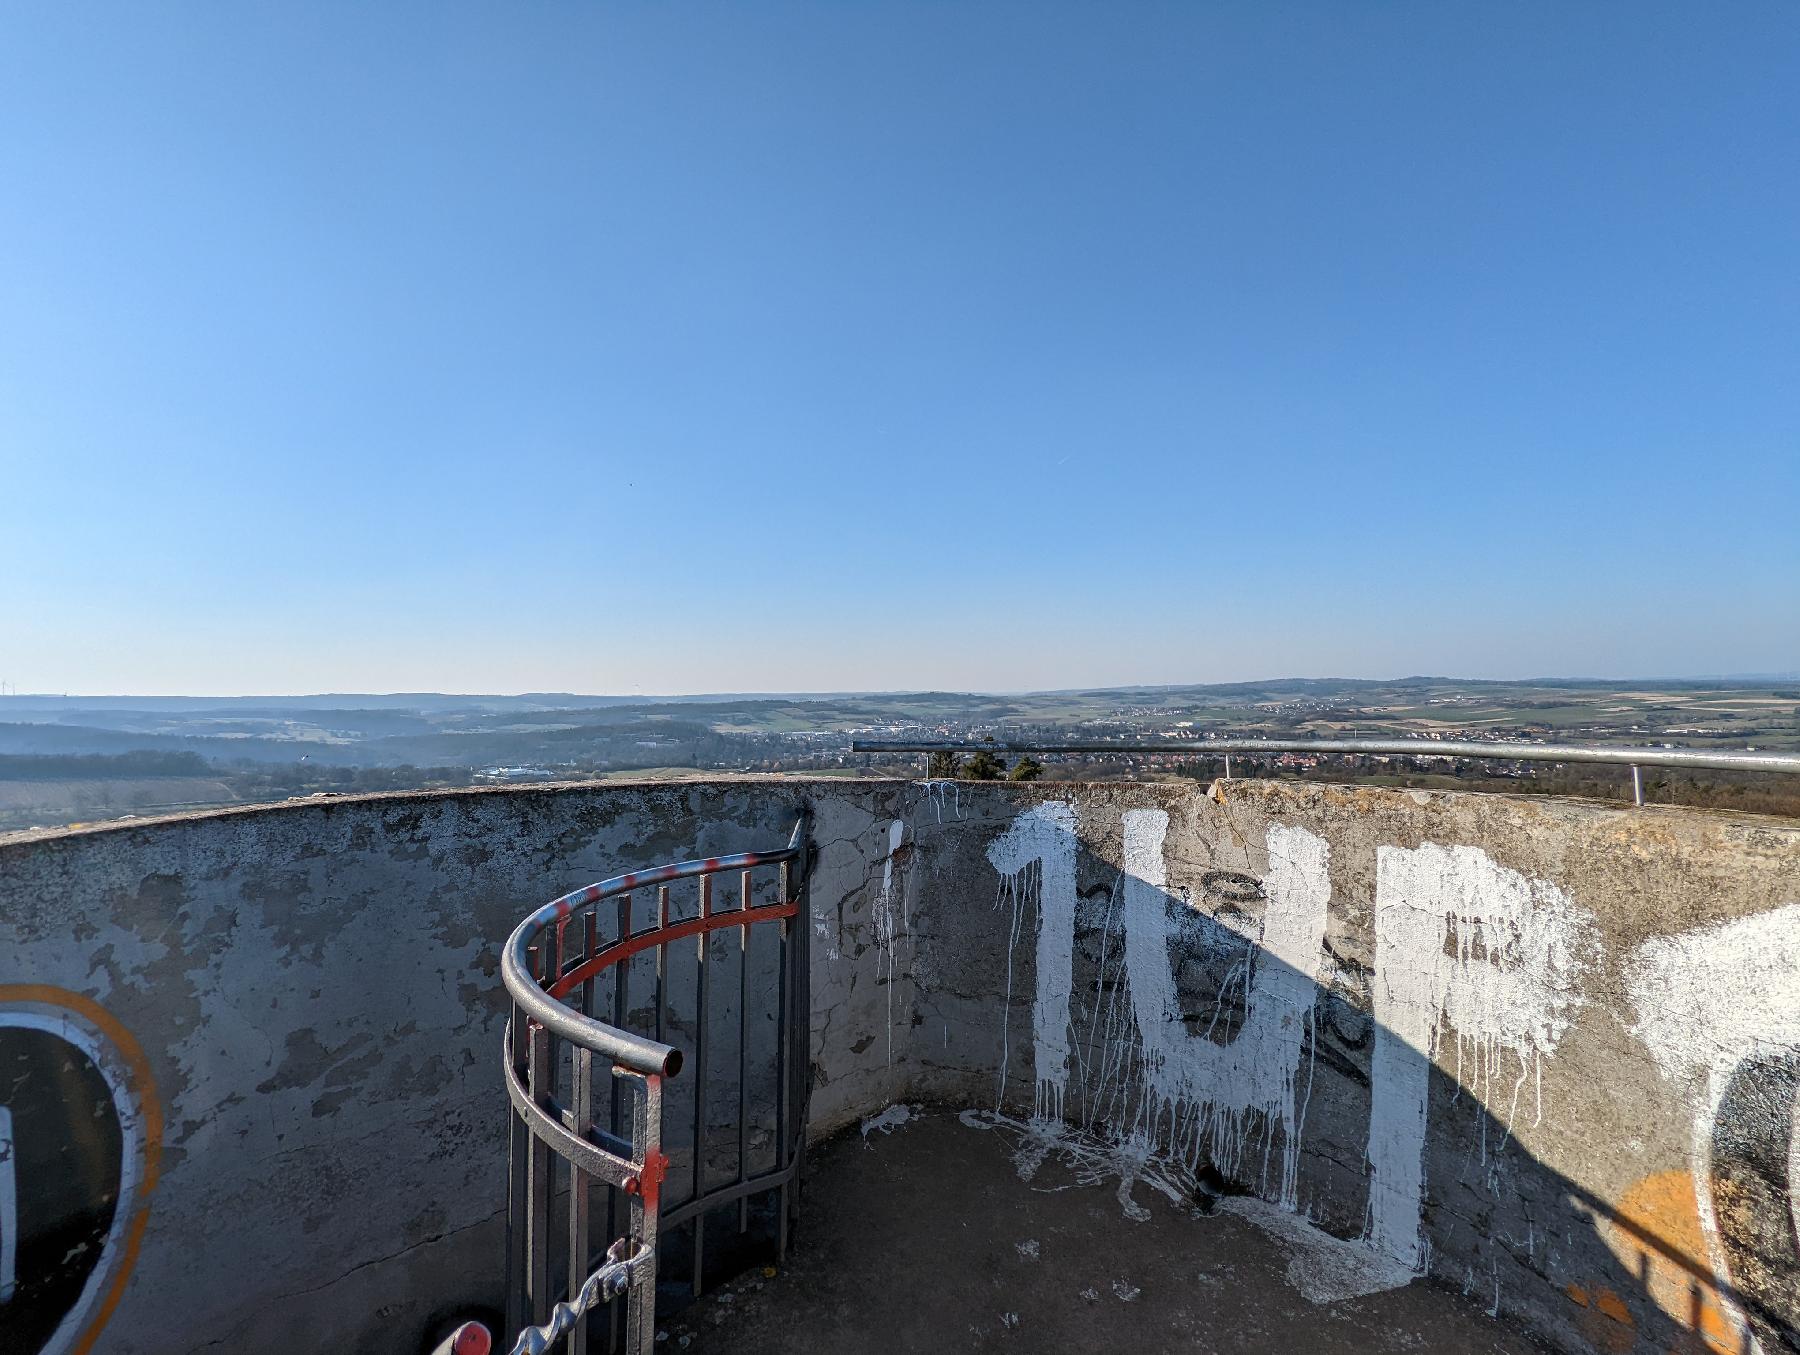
[0,783,885,1353]
[4,778,1799,1353]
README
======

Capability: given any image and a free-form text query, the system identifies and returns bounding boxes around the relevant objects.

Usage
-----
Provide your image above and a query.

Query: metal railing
[851,738,1800,805]
[496,812,812,1355]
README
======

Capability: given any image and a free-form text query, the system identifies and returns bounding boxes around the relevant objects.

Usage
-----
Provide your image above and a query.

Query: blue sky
[2,4,1795,695]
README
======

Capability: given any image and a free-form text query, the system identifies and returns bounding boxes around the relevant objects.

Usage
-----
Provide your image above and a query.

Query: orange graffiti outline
[0,984,162,1355]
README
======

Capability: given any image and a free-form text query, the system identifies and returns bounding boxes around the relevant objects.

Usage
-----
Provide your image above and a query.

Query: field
[0,776,241,830]
[1,676,1795,830]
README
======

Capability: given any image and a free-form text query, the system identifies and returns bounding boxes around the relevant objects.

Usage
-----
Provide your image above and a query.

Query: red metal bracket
[624,1148,671,1210]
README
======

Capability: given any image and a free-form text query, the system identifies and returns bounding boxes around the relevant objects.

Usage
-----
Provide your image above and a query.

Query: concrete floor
[660,1108,1548,1355]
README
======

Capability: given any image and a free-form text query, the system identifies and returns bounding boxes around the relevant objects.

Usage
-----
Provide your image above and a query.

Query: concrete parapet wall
[0,782,907,1354]
[3,778,1798,1353]
[885,779,1800,1354]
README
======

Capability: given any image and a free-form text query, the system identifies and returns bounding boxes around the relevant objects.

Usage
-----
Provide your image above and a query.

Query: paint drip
[987,801,1079,1122]
[989,805,1332,1208]
[958,1108,1196,1220]
[1113,812,1331,1210]
[922,780,964,824]
[873,818,907,1074]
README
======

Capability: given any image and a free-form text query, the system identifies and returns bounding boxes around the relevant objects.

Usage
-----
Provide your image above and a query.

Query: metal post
[504,1001,528,1338]
[692,873,710,1298]
[626,1072,664,1353]
[653,885,673,1336]
[609,895,630,1349]
[1632,764,1644,806]
[611,898,631,1158]
[568,1045,592,1355]
[775,856,792,1262]
[655,885,670,1045]
[1224,753,1232,780]
[737,868,751,1234]
[575,911,598,1353]
[499,823,814,1347]
[525,1018,552,1327]
[790,815,813,1245]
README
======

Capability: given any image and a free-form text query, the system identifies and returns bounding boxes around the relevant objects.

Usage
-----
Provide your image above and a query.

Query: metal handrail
[850,737,1800,776]
[501,812,813,1353]
[501,818,809,1077]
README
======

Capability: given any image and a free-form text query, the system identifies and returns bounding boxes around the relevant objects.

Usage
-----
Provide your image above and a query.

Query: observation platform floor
[662,1108,1546,1354]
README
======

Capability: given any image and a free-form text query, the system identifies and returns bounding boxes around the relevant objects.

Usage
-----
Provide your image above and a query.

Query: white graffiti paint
[1627,902,1800,1106]
[962,1107,1196,1223]
[988,801,1080,1120]
[1220,1197,1415,1305]
[813,916,840,963]
[1368,843,1593,1269]
[1791,1097,1800,1265]
[922,780,964,824]
[988,807,1488,1302]
[1626,900,1800,1348]
[860,1102,920,1143]
[874,818,907,1070]
[1119,811,1331,1208]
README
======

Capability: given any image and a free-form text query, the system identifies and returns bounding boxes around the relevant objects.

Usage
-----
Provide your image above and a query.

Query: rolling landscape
[3,676,1797,833]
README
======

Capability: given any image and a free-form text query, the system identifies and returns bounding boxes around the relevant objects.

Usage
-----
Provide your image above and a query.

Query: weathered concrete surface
[886,780,1800,1355]
[5,777,1800,1354]
[0,781,910,1355]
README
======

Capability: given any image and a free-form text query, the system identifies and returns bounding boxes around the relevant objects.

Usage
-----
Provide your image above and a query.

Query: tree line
[926,748,1043,782]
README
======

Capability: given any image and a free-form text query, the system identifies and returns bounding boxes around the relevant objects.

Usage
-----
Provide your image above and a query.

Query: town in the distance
[3,674,1796,834]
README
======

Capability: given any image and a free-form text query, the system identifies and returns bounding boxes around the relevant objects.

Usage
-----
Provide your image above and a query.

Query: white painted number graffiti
[990,802,1592,1273]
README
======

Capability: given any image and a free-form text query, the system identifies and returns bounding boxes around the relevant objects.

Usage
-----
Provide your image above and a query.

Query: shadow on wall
[4,782,1797,1355]
[959,800,1798,1355]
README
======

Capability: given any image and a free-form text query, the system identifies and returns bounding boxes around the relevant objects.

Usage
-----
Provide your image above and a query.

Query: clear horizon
[4,4,1797,693]
[6,670,1799,703]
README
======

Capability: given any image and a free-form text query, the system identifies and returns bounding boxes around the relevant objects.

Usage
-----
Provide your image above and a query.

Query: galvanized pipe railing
[850,737,1800,774]
[851,738,1800,806]
[498,812,812,1354]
